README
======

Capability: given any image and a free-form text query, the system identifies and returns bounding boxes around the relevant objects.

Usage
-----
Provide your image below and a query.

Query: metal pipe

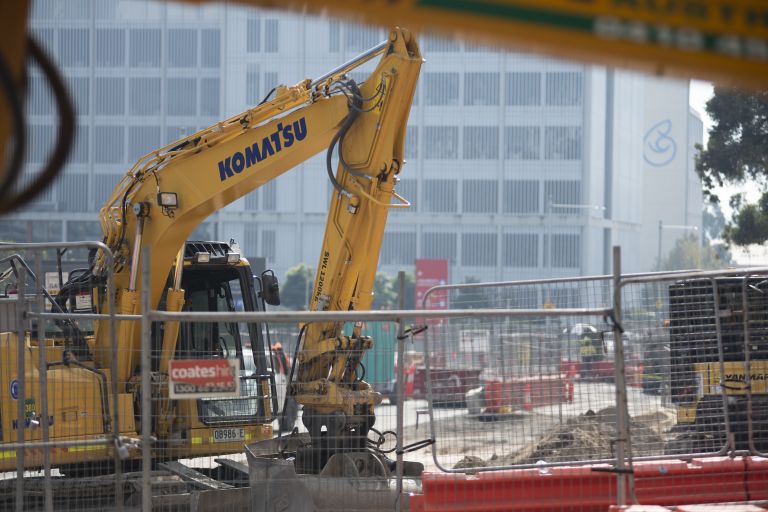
[0,437,117,450]
[140,246,152,512]
[395,271,405,512]
[712,277,735,453]
[128,210,147,291]
[172,244,184,290]
[310,39,389,89]
[15,264,25,512]
[612,245,635,505]
[35,254,53,512]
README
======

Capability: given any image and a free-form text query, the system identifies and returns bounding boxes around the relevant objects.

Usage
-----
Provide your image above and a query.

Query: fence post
[141,246,152,512]
[15,264,26,512]
[395,271,406,512]
[35,253,53,512]
[612,245,635,505]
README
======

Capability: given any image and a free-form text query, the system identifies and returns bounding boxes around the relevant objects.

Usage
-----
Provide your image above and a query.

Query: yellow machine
[0,28,421,473]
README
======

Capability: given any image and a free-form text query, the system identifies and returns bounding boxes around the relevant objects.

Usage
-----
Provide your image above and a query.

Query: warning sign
[168,359,240,399]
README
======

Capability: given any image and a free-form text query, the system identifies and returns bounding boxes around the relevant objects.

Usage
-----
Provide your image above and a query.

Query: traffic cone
[523,382,533,411]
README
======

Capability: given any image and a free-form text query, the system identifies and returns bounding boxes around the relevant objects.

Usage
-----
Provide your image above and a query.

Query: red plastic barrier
[746,456,768,501]
[421,464,617,512]
[634,457,748,505]
[609,507,671,512]
[419,457,768,512]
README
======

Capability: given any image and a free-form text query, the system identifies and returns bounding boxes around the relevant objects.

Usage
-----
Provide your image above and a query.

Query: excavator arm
[89,29,422,453]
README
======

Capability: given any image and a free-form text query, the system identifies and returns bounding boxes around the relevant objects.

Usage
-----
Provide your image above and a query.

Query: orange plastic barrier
[418,457,768,512]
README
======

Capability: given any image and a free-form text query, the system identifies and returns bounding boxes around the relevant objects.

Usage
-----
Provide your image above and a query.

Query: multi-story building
[1,1,703,289]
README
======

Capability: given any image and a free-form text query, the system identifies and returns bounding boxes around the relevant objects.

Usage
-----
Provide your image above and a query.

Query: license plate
[212,427,245,443]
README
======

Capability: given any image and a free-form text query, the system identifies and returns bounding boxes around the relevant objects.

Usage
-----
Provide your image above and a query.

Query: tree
[695,87,768,245]
[660,234,729,271]
[280,263,314,310]
[372,271,415,309]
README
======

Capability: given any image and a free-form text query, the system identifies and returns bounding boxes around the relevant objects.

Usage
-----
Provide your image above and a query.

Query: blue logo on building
[643,119,676,167]
[10,379,18,400]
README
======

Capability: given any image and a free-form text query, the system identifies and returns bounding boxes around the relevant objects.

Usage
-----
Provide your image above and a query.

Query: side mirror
[260,270,281,306]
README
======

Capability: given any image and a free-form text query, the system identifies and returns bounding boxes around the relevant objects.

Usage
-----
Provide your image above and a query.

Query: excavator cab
[156,241,277,434]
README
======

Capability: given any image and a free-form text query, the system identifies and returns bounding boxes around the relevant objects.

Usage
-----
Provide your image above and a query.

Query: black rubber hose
[0,35,27,204]
[0,35,74,214]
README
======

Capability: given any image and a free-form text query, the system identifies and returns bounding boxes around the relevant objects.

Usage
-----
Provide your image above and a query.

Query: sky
[689,80,767,265]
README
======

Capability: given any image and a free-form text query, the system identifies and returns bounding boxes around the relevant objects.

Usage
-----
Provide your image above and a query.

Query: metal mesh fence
[2,242,768,511]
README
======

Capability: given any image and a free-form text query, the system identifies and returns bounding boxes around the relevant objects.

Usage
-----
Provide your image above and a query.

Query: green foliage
[695,87,768,245]
[280,263,314,310]
[702,202,726,242]
[372,271,415,310]
[660,234,730,271]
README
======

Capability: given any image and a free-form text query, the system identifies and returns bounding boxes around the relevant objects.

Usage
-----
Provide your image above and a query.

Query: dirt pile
[454,407,666,469]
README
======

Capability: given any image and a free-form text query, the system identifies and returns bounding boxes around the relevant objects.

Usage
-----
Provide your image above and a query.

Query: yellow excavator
[0,28,422,479]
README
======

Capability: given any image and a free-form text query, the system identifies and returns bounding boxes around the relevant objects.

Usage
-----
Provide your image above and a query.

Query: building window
[59,28,89,67]
[201,29,220,68]
[424,126,458,159]
[167,78,197,116]
[167,29,197,68]
[263,72,279,94]
[95,77,124,115]
[544,180,582,214]
[95,174,123,206]
[405,125,418,160]
[245,191,258,211]
[463,126,499,159]
[28,75,53,115]
[503,180,539,214]
[200,78,219,116]
[28,124,54,164]
[57,174,88,212]
[423,179,458,213]
[94,125,124,164]
[329,20,340,52]
[395,179,417,211]
[381,232,416,265]
[505,72,541,106]
[68,220,102,241]
[546,71,583,106]
[66,76,89,115]
[424,34,460,52]
[550,234,580,268]
[424,72,459,106]
[129,29,161,67]
[504,126,540,160]
[544,126,582,160]
[463,180,497,213]
[262,181,276,211]
[503,233,538,267]
[246,67,260,105]
[128,125,160,161]
[264,19,279,52]
[95,29,124,67]
[462,233,497,266]
[422,232,456,263]
[247,18,260,52]
[345,23,379,52]
[129,77,161,116]
[165,125,196,144]
[464,73,499,106]
[68,124,89,164]
[262,230,276,261]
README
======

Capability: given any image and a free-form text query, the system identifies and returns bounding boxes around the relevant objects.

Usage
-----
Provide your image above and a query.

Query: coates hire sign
[168,359,240,399]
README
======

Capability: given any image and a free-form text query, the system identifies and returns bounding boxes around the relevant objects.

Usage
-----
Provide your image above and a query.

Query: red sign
[168,359,240,399]
[415,259,449,310]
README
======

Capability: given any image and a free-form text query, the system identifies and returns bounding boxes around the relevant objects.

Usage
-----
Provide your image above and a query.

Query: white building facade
[2,1,703,287]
